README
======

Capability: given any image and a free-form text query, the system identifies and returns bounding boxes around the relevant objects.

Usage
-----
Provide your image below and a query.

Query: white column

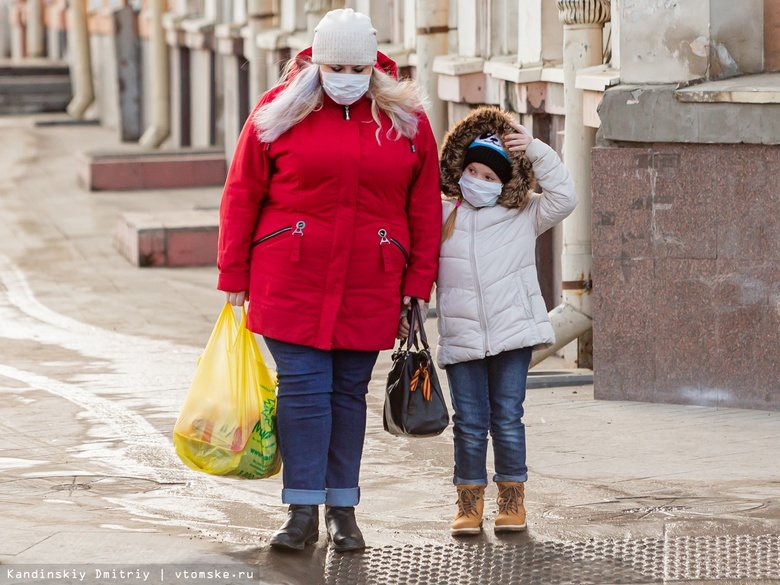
[305,0,344,40]
[455,0,479,57]
[416,0,449,141]
[610,0,619,68]
[531,0,610,367]
[517,0,543,64]
[245,0,275,102]
[26,0,44,57]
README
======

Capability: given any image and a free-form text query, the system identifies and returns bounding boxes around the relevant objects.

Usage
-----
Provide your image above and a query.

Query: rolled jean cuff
[493,472,528,483]
[453,475,488,486]
[325,487,360,507]
[282,488,327,505]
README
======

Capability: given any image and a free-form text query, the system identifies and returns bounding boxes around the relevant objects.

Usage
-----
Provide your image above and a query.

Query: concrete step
[0,60,70,77]
[77,148,228,191]
[0,74,72,114]
[114,209,219,268]
[0,74,71,92]
[527,368,594,389]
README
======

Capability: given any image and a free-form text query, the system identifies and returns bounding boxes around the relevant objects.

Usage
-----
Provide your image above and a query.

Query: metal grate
[324,535,780,585]
[325,539,665,585]
[665,534,780,582]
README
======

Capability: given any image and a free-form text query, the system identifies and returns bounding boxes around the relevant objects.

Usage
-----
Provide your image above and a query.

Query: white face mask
[321,72,371,105]
[459,173,503,208]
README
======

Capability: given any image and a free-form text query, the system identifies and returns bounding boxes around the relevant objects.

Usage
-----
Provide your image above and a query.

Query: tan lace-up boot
[450,484,486,535]
[495,482,527,532]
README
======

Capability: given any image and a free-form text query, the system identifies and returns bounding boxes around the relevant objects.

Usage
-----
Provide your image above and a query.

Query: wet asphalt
[0,115,779,584]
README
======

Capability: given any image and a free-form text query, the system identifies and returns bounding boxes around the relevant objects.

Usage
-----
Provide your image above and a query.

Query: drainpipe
[66,0,94,119]
[415,0,448,141]
[140,0,170,148]
[531,0,610,367]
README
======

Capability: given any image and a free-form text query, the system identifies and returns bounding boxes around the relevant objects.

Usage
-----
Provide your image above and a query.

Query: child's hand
[504,122,534,152]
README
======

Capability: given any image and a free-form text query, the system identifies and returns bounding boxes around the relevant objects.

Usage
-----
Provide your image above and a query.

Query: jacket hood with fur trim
[439,107,536,211]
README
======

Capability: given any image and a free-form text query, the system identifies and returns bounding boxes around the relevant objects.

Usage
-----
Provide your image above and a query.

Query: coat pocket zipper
[250,220,306,263]
[250,226,291,248]
[378,228,409,271]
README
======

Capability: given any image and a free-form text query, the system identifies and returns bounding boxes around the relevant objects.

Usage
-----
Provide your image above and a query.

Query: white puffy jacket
[435,139,577,368]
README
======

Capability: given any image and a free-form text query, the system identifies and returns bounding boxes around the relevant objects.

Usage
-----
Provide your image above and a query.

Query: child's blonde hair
[441,201,460,243]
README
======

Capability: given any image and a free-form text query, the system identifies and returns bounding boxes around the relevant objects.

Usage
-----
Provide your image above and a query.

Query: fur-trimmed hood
[440,107,536,210]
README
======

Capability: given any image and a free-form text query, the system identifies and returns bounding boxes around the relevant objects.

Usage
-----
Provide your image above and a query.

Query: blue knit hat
[463,133,512,184]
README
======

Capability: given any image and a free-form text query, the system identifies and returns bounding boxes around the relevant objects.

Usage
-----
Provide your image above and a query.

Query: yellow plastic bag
[173,303,281,479]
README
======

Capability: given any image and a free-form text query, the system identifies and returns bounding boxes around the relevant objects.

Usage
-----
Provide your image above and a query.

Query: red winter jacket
[217,50,442,351]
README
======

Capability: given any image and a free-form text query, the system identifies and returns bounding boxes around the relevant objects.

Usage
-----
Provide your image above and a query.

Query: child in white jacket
[436,106,577,535]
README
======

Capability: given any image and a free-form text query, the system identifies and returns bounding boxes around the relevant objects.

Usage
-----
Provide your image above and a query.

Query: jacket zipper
[250,226,291,248]
[470,212,492,355]
[344,105,350,120]
[378,229,409,262]
[249,220,306,251]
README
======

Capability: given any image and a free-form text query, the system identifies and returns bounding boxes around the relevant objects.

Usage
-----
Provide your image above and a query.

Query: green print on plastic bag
[234,393,282,479]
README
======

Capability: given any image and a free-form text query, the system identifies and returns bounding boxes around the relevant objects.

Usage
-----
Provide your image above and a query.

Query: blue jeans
[264,337,379,507]
[444,347,533,486]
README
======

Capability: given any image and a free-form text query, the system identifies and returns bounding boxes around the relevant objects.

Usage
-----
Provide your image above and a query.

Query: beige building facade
[3,0,779,410]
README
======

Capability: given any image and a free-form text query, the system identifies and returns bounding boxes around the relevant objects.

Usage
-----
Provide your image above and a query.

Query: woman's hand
[504,122,534,153]
[226,291,247,306]
[402,295,426,315]
[396,316,410,339]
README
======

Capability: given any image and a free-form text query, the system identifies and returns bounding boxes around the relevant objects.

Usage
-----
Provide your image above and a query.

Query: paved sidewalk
[0,115,778,584]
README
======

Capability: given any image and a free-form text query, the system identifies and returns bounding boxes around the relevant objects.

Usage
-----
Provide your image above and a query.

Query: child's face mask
[459,173,503,208]
[321,72,371,105]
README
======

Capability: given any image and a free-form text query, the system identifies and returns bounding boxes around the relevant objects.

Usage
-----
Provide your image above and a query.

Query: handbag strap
[405,299,430,352]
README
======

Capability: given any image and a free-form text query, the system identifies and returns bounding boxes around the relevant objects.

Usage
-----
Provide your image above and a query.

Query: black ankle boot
[325,506,365,552]
[269,505,319,551]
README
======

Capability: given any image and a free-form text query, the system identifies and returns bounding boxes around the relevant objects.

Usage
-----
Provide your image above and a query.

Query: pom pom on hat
[463,133,513,184]
[312,9,378,66]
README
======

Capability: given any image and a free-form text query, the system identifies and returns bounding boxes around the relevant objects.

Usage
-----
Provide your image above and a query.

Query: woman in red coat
[217,8,441,552]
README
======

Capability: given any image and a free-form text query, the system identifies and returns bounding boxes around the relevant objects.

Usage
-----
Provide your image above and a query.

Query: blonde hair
[441,202,460,242]
[254,60,428,143]
[367,67,429,141]
[254,60,323,142]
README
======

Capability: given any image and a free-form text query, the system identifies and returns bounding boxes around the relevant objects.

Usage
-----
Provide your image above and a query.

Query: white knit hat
[311,9,377,66]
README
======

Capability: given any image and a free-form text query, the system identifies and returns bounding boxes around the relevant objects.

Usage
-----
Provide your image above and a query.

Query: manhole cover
[543,496,767,523]
[0,475,162,497]
[51,483,91,491]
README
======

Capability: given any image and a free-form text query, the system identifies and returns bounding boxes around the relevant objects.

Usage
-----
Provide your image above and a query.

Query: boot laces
[456,488,481,517]
[498,485,523,514]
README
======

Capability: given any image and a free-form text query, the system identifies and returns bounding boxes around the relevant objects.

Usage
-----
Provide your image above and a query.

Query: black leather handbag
[383,300,449,437]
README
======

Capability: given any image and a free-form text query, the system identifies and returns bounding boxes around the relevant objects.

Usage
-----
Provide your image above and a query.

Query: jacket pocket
[516,266,546,323]
[378,228,409,272]
[513,273,533,320]
[251,220,306,262]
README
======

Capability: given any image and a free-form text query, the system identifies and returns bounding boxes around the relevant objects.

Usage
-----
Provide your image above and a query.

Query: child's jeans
[444,347,533,486]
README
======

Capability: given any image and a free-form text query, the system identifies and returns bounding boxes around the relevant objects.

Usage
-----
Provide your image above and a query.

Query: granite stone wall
[591,144,780,411]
